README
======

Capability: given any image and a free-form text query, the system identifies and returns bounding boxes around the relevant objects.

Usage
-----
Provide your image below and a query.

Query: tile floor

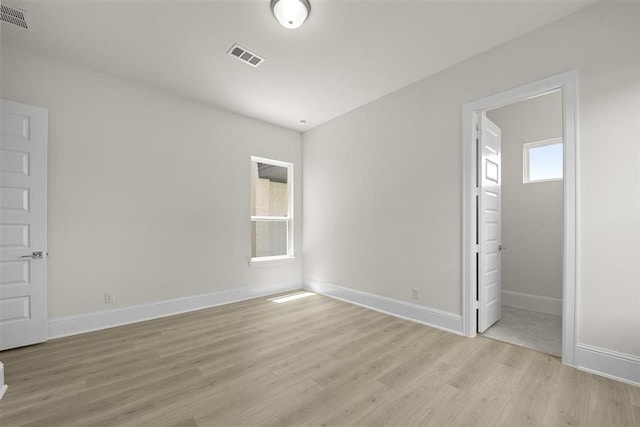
[481,305,562,357]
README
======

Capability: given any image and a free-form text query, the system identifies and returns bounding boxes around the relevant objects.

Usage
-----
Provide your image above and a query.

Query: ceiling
[1,0,595,131]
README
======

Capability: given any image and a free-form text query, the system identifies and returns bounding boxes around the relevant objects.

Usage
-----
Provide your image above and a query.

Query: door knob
[498,245,506,251]
[19,251,44,259]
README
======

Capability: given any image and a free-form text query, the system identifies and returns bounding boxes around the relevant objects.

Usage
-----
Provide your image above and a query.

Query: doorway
[482,91,564,357]
[461,71,577,366]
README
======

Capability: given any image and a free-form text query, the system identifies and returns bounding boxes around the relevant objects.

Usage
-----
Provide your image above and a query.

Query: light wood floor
[1,292,639,427]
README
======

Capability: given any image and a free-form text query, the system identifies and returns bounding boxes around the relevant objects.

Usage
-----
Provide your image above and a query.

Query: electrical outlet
[105,292,115,304]
[412,288,420,300]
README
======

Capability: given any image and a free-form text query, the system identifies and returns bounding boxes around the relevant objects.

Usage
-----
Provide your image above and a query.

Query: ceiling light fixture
[271,0,310,30]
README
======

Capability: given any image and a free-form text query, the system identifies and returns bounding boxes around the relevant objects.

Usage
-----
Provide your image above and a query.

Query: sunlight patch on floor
[269,291,316,304]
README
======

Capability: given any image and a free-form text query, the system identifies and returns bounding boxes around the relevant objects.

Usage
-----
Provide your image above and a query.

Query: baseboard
[502,290,562,316]
[0,362,6,400]
[576,343,640,387]
[48,282,301,339]
[304,280,463,335]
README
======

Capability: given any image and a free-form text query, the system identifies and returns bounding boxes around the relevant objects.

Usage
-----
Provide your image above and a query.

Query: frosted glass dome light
[271,0,310,30]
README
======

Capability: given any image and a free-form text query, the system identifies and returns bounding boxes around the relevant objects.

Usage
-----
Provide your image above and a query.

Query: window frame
[522,137,563,184]
[249,156,294,265]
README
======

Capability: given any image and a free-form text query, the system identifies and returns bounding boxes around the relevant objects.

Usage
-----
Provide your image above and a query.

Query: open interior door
[477,114,502,333]
[0,99,48,350]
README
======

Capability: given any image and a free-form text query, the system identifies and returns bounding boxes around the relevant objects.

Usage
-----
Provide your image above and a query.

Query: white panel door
[477,115,502,333]
[0,99,48,350]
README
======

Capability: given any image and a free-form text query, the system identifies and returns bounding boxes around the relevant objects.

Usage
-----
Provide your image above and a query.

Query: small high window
[523,138,563,183]
[250,156,293,261]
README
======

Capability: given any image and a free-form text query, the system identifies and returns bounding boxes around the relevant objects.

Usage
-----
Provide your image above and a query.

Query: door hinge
[474,187,480,196]
[473,300,479,310]
[474,244,480,253]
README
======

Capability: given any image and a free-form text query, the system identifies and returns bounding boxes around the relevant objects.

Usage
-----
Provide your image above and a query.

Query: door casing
[461,71,577,366]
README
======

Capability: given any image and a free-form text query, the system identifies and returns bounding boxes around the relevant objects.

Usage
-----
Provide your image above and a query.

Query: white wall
[303,2,640,357]
[487,92,563,312]
[0,47,303,319]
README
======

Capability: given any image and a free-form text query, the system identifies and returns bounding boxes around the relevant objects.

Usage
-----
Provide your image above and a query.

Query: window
[523,138,563,183]
[250,156,293,261]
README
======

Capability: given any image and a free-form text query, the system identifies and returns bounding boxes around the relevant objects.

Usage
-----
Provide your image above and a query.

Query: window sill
[523,177,563,184]
[248,256,296,268]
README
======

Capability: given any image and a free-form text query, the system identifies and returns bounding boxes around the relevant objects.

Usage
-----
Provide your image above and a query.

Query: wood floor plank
[446,337,509,393]
[629,382,640,406]
[378,340,514,426]
[587,375,635,427]
[277,378,391,426]
[167,418,200,427]
[405,330,469,366]
[542,364,593,427]
[391,325,447,362]
[265,329,360,377]
[499,341,536,371]
[449,363,525,426]
[313,381,395,427]
[377,349,450,391]
[355,360,460,426]
[330,318,406,359]
[120,368,275,426]
[223,377,324,426]
[362,378,461,426]
[194,372,321,426]
[312,352,401,388]
[0,291,637,427]
[493,351,562,426]
[632,404,640,427]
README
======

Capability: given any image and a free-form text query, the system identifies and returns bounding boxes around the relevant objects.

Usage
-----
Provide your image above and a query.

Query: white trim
[250,155,294,259]
[576,343,640,387]
[523,137,563,184]
[248,255,296,267]
[251,156,293,169]
[48,282,300,339]
[522,177,563,185]
[462,70,578,366]
[0,362,6,400]
[502,290,562,316]
[304,281,463,335]
[251,216,289,221]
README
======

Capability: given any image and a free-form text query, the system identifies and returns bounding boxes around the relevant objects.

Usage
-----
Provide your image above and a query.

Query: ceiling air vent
[227,43,265,68]
[1,4,29,29]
